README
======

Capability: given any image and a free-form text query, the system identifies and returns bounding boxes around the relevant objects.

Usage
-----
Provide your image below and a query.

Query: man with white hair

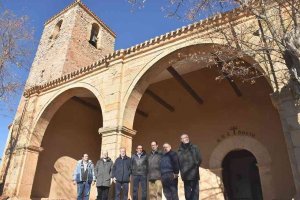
[95,151,113,200]
[112,147,132,200]
[178,133,202,200]
[160,143,179,200]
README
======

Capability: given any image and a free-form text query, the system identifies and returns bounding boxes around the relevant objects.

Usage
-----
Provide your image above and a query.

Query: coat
[178,142,202,181]
[94,157,113,187]
[112,155,132,183]
[131,151,148,176]
[160,150,180,175]
[148,150,162,180]
[72,160,95,183]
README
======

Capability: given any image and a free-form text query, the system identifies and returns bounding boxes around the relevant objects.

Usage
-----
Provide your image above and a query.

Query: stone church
[0,0,299,199]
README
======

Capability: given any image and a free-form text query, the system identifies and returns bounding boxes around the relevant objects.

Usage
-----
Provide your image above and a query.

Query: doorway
[222,149,263,200]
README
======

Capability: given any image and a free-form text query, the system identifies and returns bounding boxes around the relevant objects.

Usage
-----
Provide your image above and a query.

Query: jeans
[132,175,147,200]
[183,180,199,200]
[149,179,162,200]
[77,181,91,200]
[161,173,179,200]
[115,181,129,200]
[97,186,109,200]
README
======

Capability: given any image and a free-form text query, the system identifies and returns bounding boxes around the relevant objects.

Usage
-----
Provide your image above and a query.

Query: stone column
[3,145,43,199]
[271,87,300,198]
[99,126,136,160]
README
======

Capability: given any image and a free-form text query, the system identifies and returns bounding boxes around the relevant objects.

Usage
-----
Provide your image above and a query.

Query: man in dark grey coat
[94,151,113,200]
[148,141,162,200]
[178,133,202,200]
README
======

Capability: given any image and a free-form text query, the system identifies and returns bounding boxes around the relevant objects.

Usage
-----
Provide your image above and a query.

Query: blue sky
[0,0,193,157]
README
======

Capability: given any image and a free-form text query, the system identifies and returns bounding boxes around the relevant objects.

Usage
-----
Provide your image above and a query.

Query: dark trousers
[183,180,199,200]
[97,186,109,200]
[115,181,129,200]
[161,173,179,200]
[77,181,91,200]
[132,175,147,200]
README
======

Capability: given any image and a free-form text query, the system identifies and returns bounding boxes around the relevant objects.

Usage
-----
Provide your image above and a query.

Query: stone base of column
[2,145,43,199]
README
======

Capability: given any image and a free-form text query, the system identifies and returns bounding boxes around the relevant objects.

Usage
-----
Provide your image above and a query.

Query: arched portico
[121,43,295,199]
[14,86,104,199]
[122,43,273,130]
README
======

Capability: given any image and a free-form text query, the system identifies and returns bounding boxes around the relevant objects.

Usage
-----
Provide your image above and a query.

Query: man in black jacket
[131,145,148,200]
[160,143,179,200]
[112,147,131,200]
[178,134,202,200]
[148,141,163,200]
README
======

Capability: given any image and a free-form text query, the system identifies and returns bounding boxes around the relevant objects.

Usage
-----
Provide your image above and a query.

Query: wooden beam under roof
[167,66,204,104]
[145,89,175,112]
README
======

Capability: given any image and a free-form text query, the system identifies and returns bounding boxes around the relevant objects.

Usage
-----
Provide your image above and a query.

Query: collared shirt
[83,161,88,171]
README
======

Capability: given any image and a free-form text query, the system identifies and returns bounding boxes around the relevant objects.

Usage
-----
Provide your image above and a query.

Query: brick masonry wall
[26,4,115,87]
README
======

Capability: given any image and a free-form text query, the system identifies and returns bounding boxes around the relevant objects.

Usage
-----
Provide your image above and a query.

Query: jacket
[131,151,148,176]
[94,157,113,187]
[148,150,162,180]
[160,150,179,175]
[178,142,202,180]
[73,160,95,183]
[112,155,132,183]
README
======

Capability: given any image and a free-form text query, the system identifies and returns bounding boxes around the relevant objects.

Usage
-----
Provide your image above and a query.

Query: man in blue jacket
[160,143,180,200]
[72,153,95,200]
[112,147,131,200]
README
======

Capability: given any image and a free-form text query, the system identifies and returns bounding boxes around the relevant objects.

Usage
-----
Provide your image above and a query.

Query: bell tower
[26,0,116,87]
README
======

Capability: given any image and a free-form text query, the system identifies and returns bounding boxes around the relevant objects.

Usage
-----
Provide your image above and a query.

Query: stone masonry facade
[0,0,300,199]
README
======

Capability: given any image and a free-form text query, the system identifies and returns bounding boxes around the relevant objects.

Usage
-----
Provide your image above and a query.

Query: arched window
[89,23,100,48]
[50,20,63,40]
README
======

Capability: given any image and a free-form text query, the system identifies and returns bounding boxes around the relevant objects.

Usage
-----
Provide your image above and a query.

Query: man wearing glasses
[178,134,202,200]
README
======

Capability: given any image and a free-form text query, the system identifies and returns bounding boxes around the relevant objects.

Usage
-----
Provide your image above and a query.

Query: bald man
[160,143,179,200]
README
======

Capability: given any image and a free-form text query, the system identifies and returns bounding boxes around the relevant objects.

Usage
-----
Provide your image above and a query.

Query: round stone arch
[121,42,273,129]
[209,136,275,199]
[29,82,105,147]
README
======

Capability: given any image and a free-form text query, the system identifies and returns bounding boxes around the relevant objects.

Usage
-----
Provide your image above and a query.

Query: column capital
[98,126,137,136]
[9,145,44,156]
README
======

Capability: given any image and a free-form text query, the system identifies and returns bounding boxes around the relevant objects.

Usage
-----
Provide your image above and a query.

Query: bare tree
[0,5,33,196]
[0,8,33,102]
[129,0,300,96]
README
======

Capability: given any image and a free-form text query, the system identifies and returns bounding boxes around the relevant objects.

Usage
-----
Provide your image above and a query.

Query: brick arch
[29,82,104,147]
[209,136,272,169]
[121,43,273,129]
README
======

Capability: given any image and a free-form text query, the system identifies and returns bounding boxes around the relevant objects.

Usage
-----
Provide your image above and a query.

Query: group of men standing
[72,133,202,200]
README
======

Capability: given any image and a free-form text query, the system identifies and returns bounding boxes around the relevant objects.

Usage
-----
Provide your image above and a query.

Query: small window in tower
[50,20,63,40]
[89,23,100,48]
